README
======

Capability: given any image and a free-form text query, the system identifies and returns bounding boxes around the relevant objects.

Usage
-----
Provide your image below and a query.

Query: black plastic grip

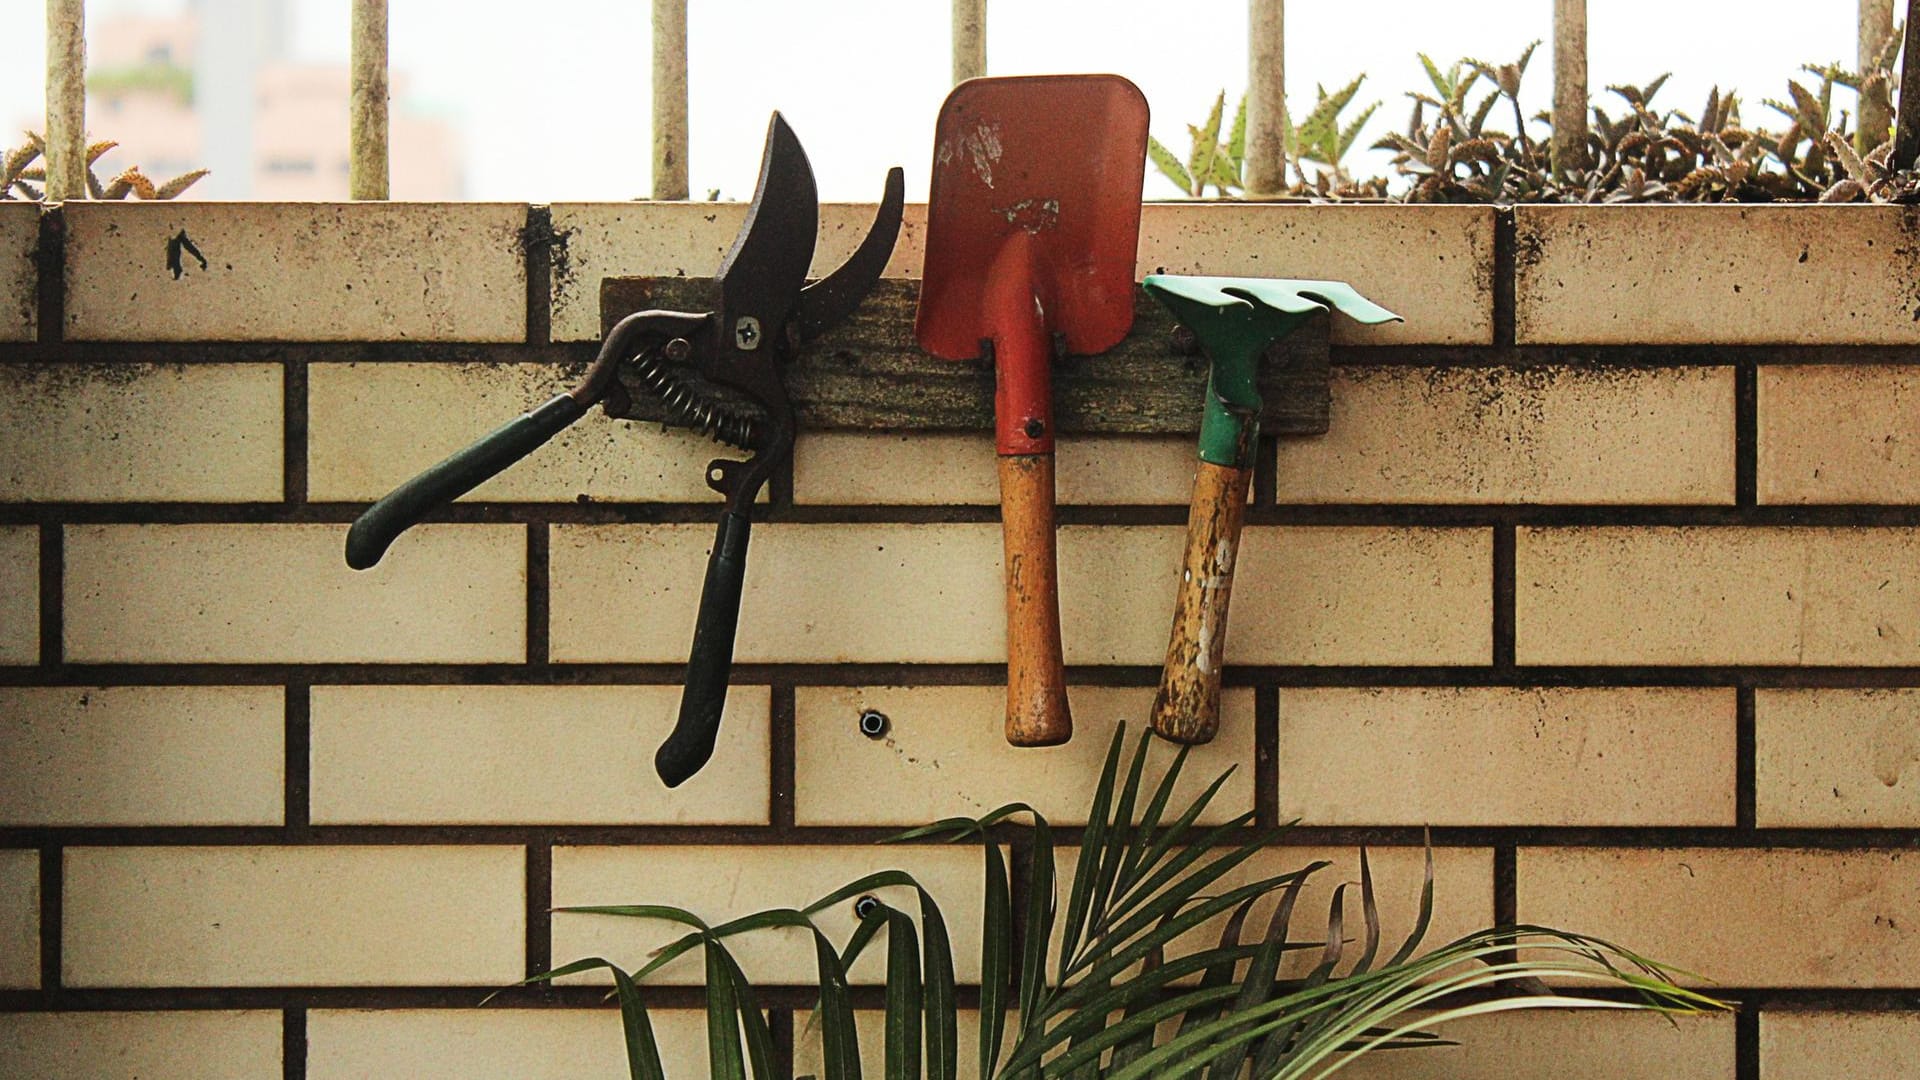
[655,510,753,787]
[345,393,587,570]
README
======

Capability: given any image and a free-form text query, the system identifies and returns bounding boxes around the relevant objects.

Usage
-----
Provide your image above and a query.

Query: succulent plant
[1,131,207,201]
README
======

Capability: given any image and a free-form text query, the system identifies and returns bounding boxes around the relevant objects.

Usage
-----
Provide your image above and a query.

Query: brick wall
[1,199,1917,1077]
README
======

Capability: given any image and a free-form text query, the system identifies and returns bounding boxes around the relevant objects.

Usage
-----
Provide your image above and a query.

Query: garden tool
[344,113,905,787]
[1145,276,1400,744]
[916,74,1148,748]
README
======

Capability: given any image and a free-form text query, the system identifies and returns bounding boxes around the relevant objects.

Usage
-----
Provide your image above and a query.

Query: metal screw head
[733,315,762,350]
[662,336,693,362]
[858,709,890,739]
[853,895,881,920]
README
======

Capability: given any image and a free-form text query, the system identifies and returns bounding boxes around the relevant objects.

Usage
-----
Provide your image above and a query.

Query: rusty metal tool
[1145,276,1399,744]
[345,113,904,786]
[916,74,1148,747]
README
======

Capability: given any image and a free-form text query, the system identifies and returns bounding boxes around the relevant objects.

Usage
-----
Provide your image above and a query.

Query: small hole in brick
[853,895,881,920]
[859,709,890,739]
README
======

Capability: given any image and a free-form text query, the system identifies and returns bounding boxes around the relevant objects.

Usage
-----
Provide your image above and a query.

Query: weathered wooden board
[600,278,1331,436]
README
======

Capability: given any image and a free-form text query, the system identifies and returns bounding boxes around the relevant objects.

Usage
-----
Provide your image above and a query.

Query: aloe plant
[1148,79,1387,199]
[537,725,1722,1078]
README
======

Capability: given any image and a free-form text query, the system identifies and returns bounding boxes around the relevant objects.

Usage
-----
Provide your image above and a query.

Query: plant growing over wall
[1159,26,1920,204]
[1148,79,1389,199]
[539,725,1721,1078]
[1,131,207,200]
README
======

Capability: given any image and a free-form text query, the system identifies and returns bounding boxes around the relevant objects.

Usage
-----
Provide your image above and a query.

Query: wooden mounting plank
[599,278,1331,436]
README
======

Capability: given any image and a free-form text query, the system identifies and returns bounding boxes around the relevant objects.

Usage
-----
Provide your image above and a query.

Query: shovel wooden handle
[1000,453,1072,746]
[1151,460,1252,744]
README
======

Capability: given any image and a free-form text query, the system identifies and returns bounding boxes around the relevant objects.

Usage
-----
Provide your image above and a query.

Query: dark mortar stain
[522,217,576,294]
[6,360,188,392]
[1895,207,1920,322]
[164,229,206,279]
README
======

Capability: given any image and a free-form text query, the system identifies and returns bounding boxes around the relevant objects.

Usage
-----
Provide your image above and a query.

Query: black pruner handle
[656,509,753,787]
[345,393,587,570]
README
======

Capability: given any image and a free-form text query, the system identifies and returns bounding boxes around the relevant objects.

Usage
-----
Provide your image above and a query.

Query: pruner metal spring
[626,336,761,450]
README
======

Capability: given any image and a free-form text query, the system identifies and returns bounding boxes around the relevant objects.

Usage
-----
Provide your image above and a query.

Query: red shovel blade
[915,74,1149,362]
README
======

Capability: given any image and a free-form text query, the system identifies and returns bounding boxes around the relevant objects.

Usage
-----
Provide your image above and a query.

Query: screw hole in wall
[858,709,890,738]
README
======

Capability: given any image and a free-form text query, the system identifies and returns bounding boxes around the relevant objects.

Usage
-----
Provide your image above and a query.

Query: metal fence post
[1897,0,1920,168]
[953,0,986,84]
[653,0,689,200]
[1244,0,1285,196]
[1552,0,1590,176]
[1861,0,1895,153]
[350,0,389,200]
[45,0,87,201]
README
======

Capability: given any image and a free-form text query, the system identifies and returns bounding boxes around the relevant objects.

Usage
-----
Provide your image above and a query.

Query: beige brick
[0,849,36,989]
[1334,1011,1733,1080]
[1762,1011,1920,1079]
[64,523,524,663]
[550,523,1004,664]
[551,845,982,986]
[64,845,524,987]
[310,684,769,825]
[1516,205,1920,344]
[0,364,282,502]
[552,524,1488,665]
[309,1008,705,1080]
[1063,525,1490,666]
[64,202,527,342]
[550,202,927,341]
[1756,689,1920,828]
[553,202,1486,345]
[792,433,1205,505]
[1276,366,1735,504]
[0,202,36,340]
[0,1011,282,1079]
[0,686,283,826]
[308,362,730,503]
[1138,204,1492,344]
[1516,527,1920,666]
[1759,365,1920,504]
[1517,847,1920,987]
[1276,687,1736,826]
[0,526,36,665]
[793,686,1255,826]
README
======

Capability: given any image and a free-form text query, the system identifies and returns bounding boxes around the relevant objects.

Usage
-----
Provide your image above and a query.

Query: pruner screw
[858,709,890,739]
[663,337,692,362]
[734,316,762,350]
[853,895,881,920]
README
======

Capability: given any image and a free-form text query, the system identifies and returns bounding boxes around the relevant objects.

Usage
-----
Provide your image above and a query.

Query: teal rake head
[1143,275,1402,466]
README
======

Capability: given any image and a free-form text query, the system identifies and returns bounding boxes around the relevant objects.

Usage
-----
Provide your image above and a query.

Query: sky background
[0,0,1866,201]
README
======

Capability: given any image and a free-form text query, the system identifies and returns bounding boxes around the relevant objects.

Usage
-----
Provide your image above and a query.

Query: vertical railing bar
[349,0,390,200]
[1551,0,1590,177]
[953,0,986,85]
[1895,0,1920,168]
[653,0,690,201]
[44,0,87,202]
[1244,0,1285,196]
[1860,0,1896,154]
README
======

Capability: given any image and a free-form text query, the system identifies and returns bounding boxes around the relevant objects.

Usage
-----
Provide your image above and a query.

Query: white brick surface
[63,845,524,987]
[0,526,36,665]
[0,202,36,340]
[0,686,283,826]
[65,202,527,341]
[310,684,769,824]
[0,849,35,989]
[0,1011,283,1079]
[0,363,282,502]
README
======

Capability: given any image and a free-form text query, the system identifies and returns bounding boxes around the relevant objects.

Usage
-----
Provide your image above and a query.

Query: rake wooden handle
[1151,460,1252,744]
[1000,453,1072,746]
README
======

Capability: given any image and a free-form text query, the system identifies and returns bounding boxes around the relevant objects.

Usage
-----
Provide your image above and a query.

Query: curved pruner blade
[715,112,819,350]
[794,166,906,341]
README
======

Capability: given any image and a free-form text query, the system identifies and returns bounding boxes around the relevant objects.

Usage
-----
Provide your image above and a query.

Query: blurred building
[82,0,462,199]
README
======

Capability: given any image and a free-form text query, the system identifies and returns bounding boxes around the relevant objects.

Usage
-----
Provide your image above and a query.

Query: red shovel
[916,75,1148,746]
